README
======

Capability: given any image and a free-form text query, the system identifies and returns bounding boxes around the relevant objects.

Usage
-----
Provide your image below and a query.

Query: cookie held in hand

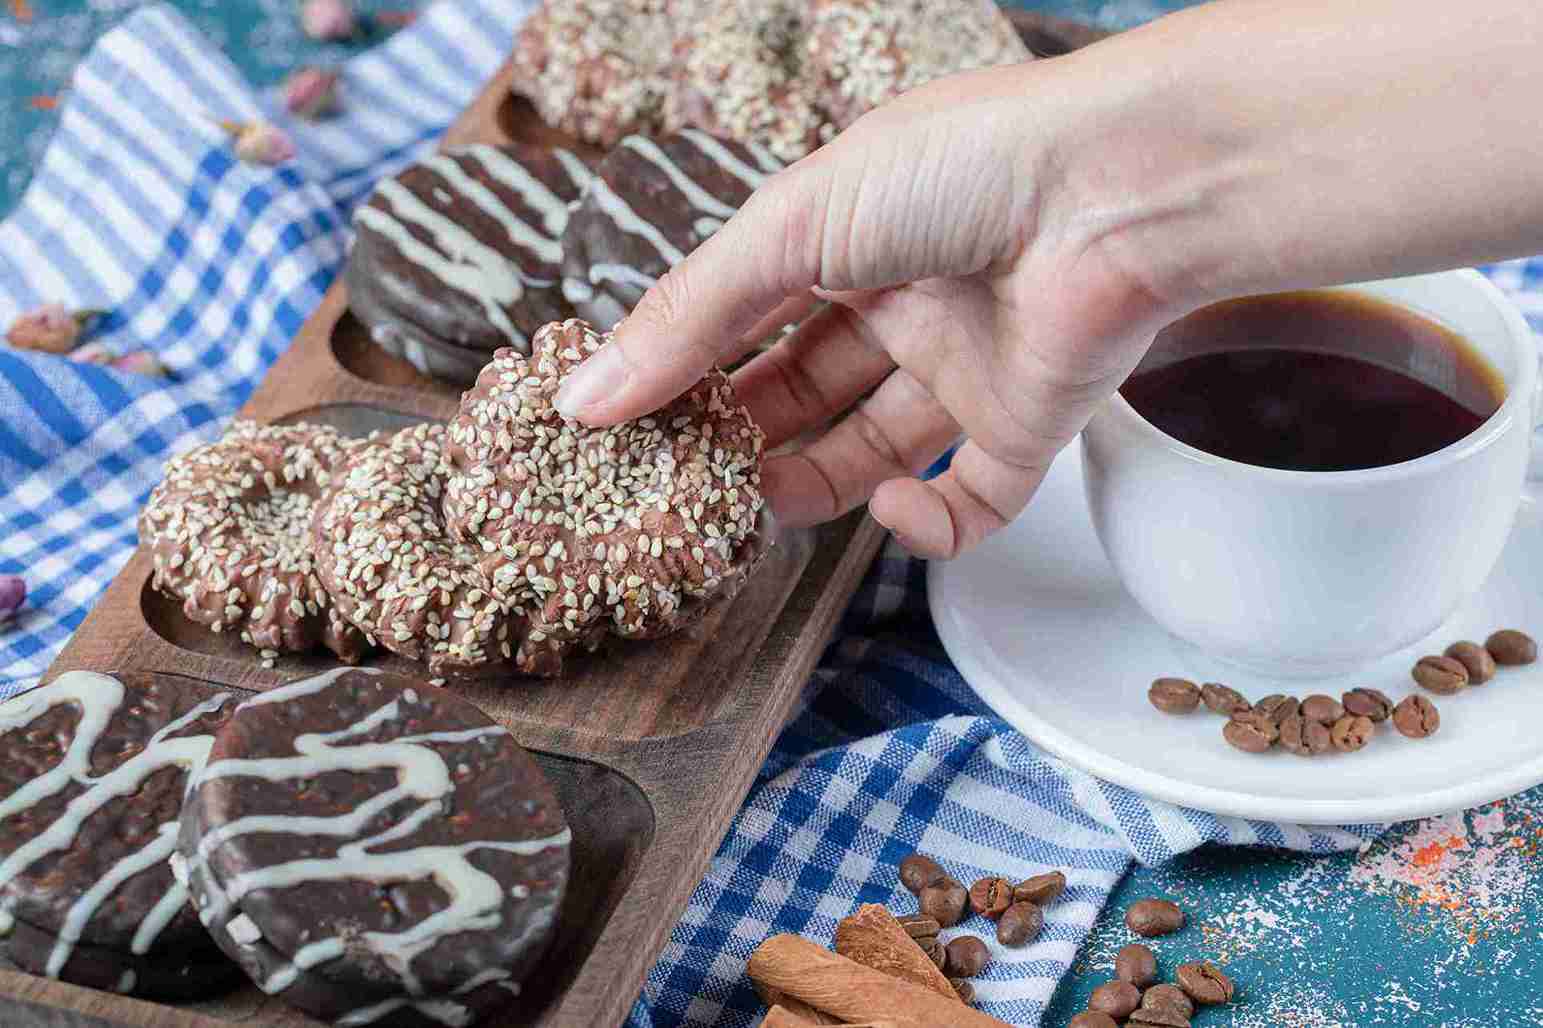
[445,318,769,675]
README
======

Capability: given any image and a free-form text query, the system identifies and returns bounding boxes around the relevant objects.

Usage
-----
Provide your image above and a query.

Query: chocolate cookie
[805,0,1030,131]
[510,0,705,149]
[444,319,769,675]
[177,669,569,1025]
[662,0,827,162]
[0,671,241,998]
[311,422,523,672]
[347,144,593,384]
[140,420,370,665]
[561,130,783,328]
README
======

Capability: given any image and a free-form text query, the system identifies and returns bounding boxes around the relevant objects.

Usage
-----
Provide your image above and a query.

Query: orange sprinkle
[28,95,57,111]
[10,0,32,23]
[1412,842,1448,869]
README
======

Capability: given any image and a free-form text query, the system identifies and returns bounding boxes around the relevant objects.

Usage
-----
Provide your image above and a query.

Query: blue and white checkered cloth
[2,4,1541,1026]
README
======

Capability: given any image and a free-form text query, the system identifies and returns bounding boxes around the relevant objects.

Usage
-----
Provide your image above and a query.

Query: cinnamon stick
[755,984,843,1024]
[760,1009,905,1028]
[835,903,957,1000]
[749,935,1013,1028]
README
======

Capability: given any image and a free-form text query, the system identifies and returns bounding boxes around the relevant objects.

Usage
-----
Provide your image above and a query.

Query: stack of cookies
[141,319,769,677]
[1,667,571,1026]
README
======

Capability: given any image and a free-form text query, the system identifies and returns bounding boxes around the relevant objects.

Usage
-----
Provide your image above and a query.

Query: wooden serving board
[2,53,888,1028]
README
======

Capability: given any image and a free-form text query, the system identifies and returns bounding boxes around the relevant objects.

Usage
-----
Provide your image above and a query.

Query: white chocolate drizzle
[189,668,569,999]
[0,672,234,980]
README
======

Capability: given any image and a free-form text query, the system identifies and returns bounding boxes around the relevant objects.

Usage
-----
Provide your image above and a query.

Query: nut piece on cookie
[445,318,768,676]
[140,421,370,664]
[311,422,522,672]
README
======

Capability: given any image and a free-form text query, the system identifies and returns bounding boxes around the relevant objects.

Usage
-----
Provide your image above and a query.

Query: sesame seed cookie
[661,0,828,162]
[444,319,769,676]
[311,423,523,673]
[804,0,1030,132]
[510,0,706,150]
[140,421,370,665]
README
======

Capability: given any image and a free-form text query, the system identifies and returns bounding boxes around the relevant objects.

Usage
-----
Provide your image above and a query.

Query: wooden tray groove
[4,49,888,1028]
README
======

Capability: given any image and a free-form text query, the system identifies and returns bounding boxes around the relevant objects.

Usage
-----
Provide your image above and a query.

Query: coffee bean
[1200,682,1250,715]
[1115,943,1157,987]
[1129,1008,1192,1028]
[920,936,947,970]
[1330,713,1374,752]
[996,901,1044,946]
[1486,629,1537,666]
[899,853,946,894]
[1223,714,1277,753]
[1444,641,1496,684]
[1279,714,1331,757]
[1175,961,1235,1005]
[1125,898,1184,937]
[945,935,991,977]
[950,978,976,1004]
[1141,983,1195,1018]
[1088,980,1142,1020]
[1412,655,1468,695]
[1299,694,1344,724]
[1253,694,1300,725]
[969,876,1015,920]
[1014,870,1067,906]
[1342,687,1394,722]
[1069,1014,1119,1028]
[896,913,941,939]
[1149,677,1201,714]
[1393,694,1441,739]
[919,878,969,928]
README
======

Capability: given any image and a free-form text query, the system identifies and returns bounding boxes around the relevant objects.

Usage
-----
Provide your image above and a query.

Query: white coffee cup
[1082,270,1542,677]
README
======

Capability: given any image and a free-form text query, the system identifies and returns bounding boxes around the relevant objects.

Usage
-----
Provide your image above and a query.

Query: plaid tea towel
[2,3,1541,1026]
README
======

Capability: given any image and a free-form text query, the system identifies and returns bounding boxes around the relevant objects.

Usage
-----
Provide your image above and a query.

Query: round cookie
[444,319,769,675]
[509,0,705,149]
[805,0,1030,131]
[661,0,828,162]
[560,130,783,328]
[177,669,569,1025]
[311,422,522,672]
[140,420,370,665]
[348,144,594,384]
[0,671,242,999]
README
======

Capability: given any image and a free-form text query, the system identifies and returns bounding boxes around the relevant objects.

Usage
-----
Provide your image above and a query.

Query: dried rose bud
[222,120,296,165]
[6,304,104,354]
[0,574,25,623]
[301,0,357,41]
[111,350,169,377]
[69,341,114,365]
[283,66,342,120]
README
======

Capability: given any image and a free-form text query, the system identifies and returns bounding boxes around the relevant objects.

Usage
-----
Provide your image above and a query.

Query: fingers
[761,368,961,527]
[555,170,827,425]
[732,300,896,447]
[739,292,823,349]
[869,441,1048,560]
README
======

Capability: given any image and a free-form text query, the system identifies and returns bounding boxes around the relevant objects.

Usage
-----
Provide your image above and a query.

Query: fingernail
[555,344,628,419]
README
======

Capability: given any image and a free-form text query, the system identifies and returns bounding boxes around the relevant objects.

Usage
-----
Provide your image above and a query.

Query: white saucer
[929,443,1543,825]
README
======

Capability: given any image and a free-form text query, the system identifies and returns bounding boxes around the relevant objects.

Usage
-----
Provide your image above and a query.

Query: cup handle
[1530,349,1543,500]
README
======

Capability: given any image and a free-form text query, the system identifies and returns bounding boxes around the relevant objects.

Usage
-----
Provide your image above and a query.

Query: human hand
[554,0,1543,558]
[553,60,1188,558]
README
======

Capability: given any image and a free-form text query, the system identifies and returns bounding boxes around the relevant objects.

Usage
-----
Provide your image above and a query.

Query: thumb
[554,166,828,426]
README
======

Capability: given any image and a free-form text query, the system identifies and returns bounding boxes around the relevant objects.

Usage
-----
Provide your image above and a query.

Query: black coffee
[1120,290,1506,471]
